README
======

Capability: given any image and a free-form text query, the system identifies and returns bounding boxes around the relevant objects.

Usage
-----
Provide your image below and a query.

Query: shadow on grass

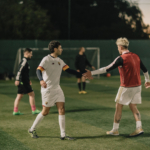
[39,133,150,139]
[39,134,128,139]
[50,108,100,114]
[39,136,59,138]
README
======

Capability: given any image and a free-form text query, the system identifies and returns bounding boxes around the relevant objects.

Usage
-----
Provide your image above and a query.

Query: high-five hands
[83,69,93,80]
[145,82,150,89]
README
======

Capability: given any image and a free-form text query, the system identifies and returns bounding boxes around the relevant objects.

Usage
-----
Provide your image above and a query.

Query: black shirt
[16,57,30,84]
[75,53,92,71]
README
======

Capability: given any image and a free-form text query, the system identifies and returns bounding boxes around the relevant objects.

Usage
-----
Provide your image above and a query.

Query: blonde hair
[116,37,129,48]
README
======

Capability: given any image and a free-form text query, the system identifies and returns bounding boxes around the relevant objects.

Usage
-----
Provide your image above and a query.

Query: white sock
[59,115,65,137]
[136,121,142,129]
[30,113,44,131]
[113,123,119,131]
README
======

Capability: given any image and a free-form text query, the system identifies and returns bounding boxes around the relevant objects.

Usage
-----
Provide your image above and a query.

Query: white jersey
[38,55,69,90]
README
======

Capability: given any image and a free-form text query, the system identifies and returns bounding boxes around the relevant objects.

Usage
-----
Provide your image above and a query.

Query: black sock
[78,83,81,91]
[83,82,86,91]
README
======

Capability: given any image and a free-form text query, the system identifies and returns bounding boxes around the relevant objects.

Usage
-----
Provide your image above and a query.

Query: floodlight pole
[97,48,100,79]
[68,0,71,39]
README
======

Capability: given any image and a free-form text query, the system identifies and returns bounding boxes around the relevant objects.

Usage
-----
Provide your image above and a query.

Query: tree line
[0,0,149,40]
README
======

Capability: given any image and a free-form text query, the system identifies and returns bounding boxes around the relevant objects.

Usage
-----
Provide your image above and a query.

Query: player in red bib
[83,37,150,137]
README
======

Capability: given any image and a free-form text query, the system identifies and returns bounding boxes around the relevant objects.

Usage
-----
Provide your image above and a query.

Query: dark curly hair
[48,41,61,53]
[24,48,32,53]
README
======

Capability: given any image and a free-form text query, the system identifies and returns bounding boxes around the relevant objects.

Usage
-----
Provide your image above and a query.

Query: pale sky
[129,0,150,25]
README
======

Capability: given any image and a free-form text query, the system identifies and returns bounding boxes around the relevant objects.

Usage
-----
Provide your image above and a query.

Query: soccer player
[83,37,150,136]
[13,48,41,115]
[75,47,95,94]
[28,41,83,140]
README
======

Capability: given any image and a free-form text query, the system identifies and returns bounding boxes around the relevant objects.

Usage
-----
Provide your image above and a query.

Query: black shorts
[17,83,33,94]
[76,69,86,78]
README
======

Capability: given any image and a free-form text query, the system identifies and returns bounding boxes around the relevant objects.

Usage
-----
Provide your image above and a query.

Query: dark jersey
[16,57,30,84]
[75,53,92,71]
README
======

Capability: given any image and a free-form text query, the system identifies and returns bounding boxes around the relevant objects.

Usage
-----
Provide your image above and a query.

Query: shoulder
[42,55,50,61]
[114,56,122,62]
[22,58,27,62]
[132,52,140,58]
[21,58,27,65]
[57,57,64,63]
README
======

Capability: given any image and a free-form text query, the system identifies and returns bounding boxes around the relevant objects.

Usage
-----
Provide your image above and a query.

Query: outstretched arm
[65,68,82,76]
[83,56,123,79]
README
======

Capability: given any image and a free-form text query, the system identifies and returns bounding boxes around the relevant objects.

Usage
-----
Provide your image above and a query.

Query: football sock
[136,121,142,129]
[83,82,86,91]
[113,123,119,131]
[78,83,81,91]
[59,115,65,137]
[31,105,36,111]
[30,112,44,131]
[14,107,18,112]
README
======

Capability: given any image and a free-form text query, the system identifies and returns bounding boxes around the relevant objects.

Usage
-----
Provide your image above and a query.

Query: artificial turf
[0,76,150,150]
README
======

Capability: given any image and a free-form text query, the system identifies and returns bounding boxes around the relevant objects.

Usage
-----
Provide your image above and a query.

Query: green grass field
[0,76,150,150]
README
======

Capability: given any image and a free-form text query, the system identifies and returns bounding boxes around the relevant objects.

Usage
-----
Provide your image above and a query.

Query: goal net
[13,47,100,78]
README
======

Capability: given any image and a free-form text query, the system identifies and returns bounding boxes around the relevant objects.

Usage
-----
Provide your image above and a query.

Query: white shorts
[41,87,65,107]
[115,86,141,105]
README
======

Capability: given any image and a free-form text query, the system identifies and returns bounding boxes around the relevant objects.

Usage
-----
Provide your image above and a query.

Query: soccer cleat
[82,91,87,94]
[60,135,75,140]
[13,111,24,115]
[129,128,144,137]
[28,129,39,138]
[106,130,119,136]
[78,91,82,94]
[32,109,41,115]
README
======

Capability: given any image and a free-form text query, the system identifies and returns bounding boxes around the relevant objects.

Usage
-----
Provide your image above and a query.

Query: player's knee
[42,111,49,116]
[17,94,23,100]
[28,91,35,97]
[58,107,65,114]
[77,79,81,83]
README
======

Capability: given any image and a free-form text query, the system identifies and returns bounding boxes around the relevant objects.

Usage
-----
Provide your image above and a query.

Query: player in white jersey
[28,41,82,140]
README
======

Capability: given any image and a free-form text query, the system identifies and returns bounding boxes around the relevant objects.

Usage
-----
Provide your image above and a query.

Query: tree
[0,0,59,39]
[36,0,149,39]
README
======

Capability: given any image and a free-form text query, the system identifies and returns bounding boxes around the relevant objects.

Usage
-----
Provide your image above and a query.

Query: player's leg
[106,103,123,135]
[56,102,74,140]
[56,102,65,137]
[82,76,87,94]
[28,106,50,138]
[77,78,82,94]
[13,94,24,115]
[28,91,41,114]
[129,103,143,136]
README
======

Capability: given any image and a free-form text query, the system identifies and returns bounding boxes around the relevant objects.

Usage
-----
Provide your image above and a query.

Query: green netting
[20,48,98,77]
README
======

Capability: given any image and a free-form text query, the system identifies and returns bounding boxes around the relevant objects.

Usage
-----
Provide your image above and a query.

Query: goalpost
[13,47,100,78]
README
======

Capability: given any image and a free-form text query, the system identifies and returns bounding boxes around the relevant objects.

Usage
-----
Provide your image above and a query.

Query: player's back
[118,52,141,87]
[17,57,30,84]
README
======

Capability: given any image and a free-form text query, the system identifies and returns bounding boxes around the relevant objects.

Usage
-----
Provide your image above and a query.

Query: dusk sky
[130,0,150,25]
